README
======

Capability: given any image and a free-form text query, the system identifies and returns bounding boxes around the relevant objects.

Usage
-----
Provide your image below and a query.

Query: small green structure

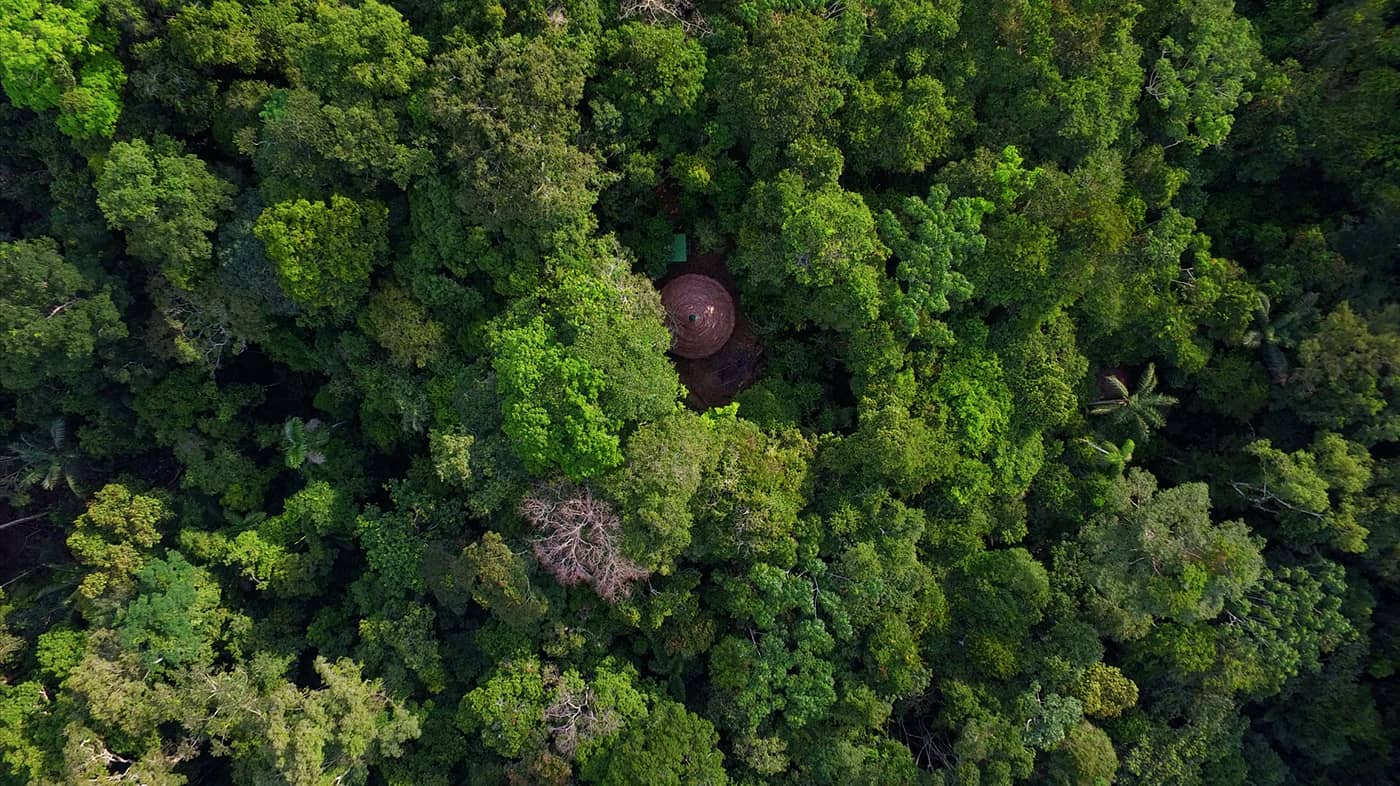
[669,233,688,263]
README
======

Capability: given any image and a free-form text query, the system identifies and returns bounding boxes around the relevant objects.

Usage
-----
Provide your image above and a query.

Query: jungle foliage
[0,0,1398,784]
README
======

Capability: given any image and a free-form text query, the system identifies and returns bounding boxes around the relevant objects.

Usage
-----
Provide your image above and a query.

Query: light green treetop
[0,0,126,139]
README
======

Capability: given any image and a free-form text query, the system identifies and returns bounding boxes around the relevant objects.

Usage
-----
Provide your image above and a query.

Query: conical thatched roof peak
[661,274,735,359]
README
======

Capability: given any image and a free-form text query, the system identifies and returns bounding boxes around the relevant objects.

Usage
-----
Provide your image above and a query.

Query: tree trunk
[0,511,49,532]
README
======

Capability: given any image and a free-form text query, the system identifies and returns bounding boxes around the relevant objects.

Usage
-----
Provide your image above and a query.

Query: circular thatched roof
[661,274,735,359]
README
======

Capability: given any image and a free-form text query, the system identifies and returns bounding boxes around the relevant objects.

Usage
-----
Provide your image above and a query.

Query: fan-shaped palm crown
[1090,364,1179,442]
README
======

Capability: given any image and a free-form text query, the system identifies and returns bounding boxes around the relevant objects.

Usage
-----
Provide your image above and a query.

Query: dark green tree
[0,239,125,395]
[1075,470,1264,640]
[95,136,235,289]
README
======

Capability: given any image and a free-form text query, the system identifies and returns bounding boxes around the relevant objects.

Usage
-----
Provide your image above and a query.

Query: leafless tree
[151,282,246,371]
[619,0,712,36]
[543,681,622,758]
[520,481,649,603]
[895,715,957,771]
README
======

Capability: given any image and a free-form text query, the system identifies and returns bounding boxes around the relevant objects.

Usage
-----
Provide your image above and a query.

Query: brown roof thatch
[661,274,735,359]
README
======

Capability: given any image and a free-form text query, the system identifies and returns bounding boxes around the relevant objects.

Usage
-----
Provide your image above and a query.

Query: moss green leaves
[492,316,623,479]
[0,239,124,392]
[1144,0,1262,150]
[67,484,171,607]
[95,136,235,289]
[1076,470,1264,640]
[0,0,126,139]
[253,194,387,322]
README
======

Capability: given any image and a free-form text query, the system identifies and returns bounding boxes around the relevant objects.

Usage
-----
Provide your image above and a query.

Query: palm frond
[11,442,49,466]
[17,466,44,489]
[1139,407,1167,430]
[1090,373,1132,415]
[1089,401,1125,416]
[1272,292,1319,347]
[41,463,63,492]
[1139,392,1179,409]
[283,418,304,444]
[1137,364,1160,396]
[1253,292,1272,319]
[1104,373,1130,400]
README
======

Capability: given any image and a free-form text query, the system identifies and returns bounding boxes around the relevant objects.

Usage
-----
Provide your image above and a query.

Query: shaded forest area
[1,0,1398,784]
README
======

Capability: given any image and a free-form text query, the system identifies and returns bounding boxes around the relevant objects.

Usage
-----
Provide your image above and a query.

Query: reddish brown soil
[658,251,765,410]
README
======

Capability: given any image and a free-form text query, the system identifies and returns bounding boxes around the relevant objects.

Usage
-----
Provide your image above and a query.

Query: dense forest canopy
[0,0,1397,784]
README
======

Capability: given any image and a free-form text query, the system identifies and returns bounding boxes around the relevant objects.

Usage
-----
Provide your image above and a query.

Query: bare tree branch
[0,511,48,532]
[619,0,712,35]
[521,481,649,603]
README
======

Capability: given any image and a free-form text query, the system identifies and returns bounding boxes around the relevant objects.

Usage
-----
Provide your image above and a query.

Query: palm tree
[1242,292,1317,384]
[5,419,85,497]
[281,417,329,469]
[1079,437,1136,473]
[1089,363,1179,442]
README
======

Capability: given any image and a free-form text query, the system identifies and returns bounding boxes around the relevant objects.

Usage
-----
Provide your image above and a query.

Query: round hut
[660,274,735,359]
